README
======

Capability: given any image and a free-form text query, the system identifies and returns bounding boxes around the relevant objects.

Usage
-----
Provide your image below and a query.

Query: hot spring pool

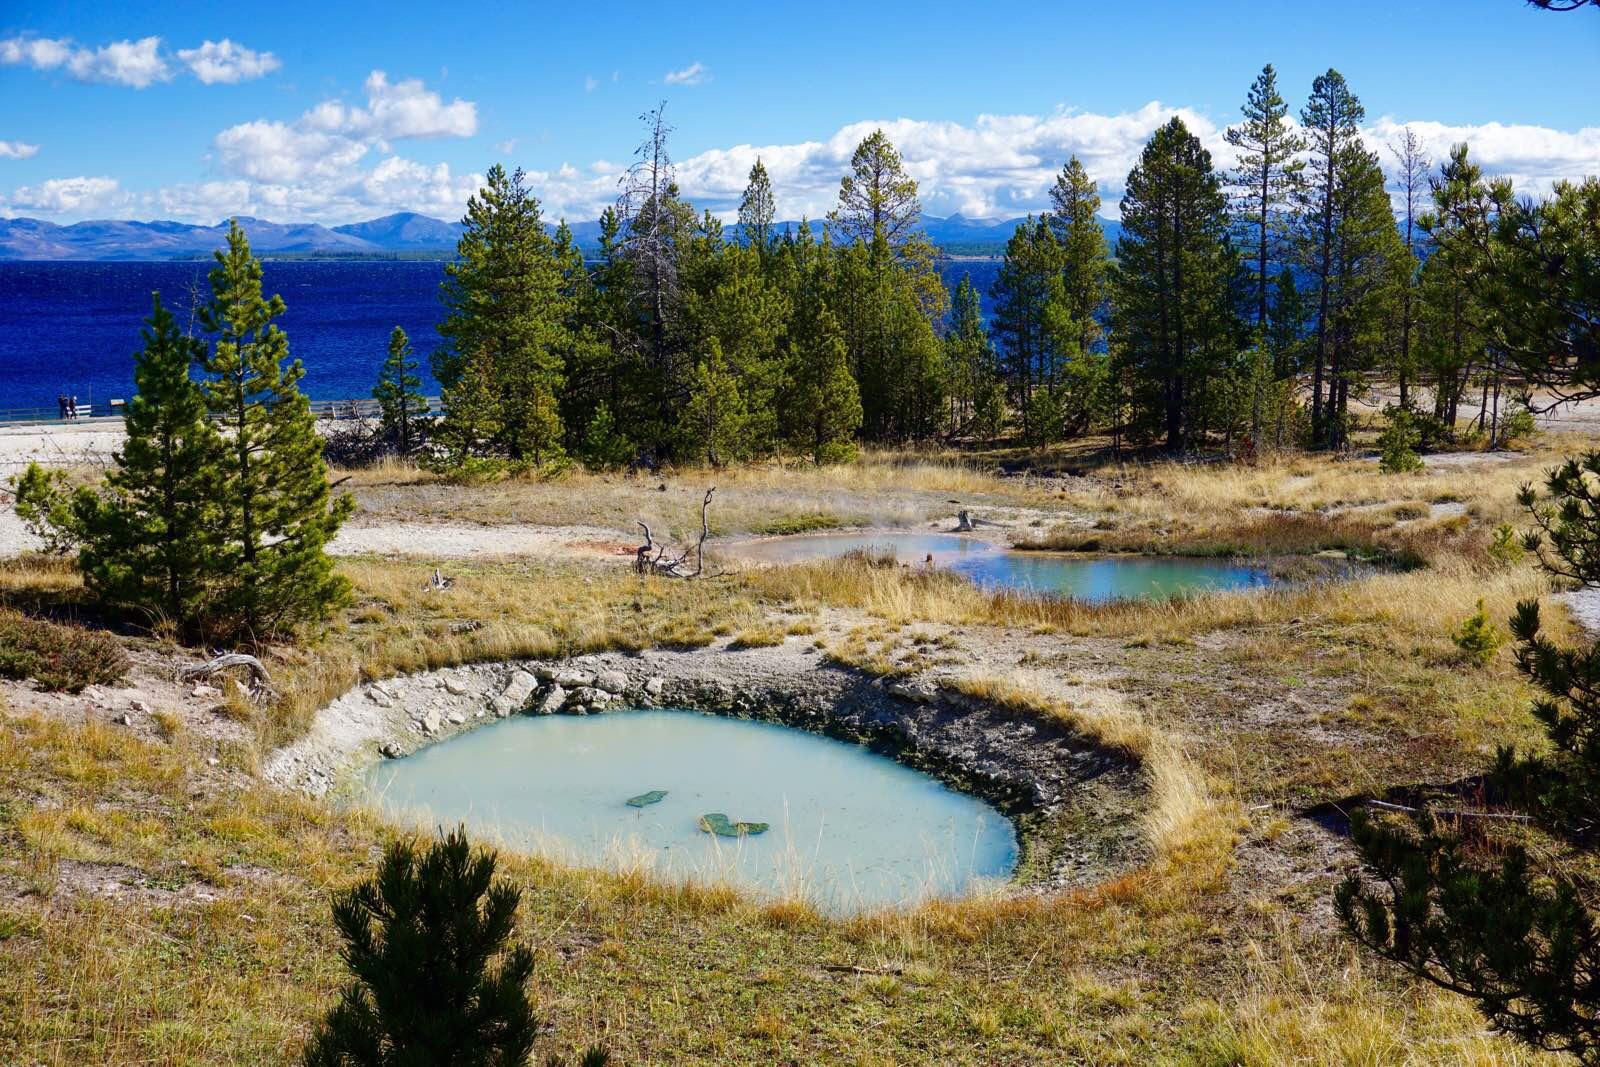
[362,709,1019,912]
[721,531,1275,601]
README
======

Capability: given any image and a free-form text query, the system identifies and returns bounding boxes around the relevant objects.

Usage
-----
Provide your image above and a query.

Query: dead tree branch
[178,652,277,701]
[635,487,716,578]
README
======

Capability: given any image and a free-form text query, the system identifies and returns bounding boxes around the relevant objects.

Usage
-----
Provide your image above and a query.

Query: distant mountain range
[0,210,1121,261]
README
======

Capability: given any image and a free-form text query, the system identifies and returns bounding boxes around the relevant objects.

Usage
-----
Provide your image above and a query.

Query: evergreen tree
[372,326,428,455]
[1338,171,1600,1063]
[1045,156,1111,359]
[944,274,998,436]
[679,340,749,466]
[737,158,776,249]
[991,217,1063,437]
[196,221,352,642]
[1296,69,1366,446]
[301,829,541,1067]
[73,294,221,633]
[436,165,568,465]
[1389,127,1431,409]
[1112,117,1240,453]
[829,130,922,249]
[1225,63,1305,440]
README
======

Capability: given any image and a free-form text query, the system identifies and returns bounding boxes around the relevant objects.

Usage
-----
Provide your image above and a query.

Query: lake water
[362,708,1019,912]
[720,531,1276,601]
[0,259,1003,412]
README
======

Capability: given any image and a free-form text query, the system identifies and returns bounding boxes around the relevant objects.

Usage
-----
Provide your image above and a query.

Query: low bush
[0,609,128,692]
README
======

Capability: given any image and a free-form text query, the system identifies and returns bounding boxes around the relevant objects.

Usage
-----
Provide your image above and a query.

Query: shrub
[1488,523,1527,566]
[303,827,608,1067]
[1501,403,1538,445]
[1451,598,1502,666]
[1377,407,1425,474]
[0,610,128,692]
[9,463,82,555]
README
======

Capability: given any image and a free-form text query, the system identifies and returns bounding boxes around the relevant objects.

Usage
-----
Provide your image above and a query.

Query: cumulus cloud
[664,61,709,87]
[176,39,280,84]
[1,35,169,87]
[7,175,126,215]
[1,33,278,87]
[0,140,40,160]
[7,100,1596,227]
[1365,116,1600,199]
[214,71,476,187]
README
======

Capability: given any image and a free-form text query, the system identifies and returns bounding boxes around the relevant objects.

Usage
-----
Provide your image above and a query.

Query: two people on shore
[56,394,81,420]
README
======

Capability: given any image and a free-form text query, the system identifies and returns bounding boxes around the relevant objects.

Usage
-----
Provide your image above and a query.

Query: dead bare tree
[635,487,715,578]
[618,102,684,430]
[1389,127,1430,410]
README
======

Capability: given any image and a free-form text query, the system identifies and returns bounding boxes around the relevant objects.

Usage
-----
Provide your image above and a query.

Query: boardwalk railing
[0,396,442,428]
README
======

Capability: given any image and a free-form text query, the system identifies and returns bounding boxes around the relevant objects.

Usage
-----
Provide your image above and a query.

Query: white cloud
[7,101,1596,228]
[1,33,278,87]
[176,39,280,84]
[664,61,709,87]
[584,74,598,93]
[0,35,169,87]
[1365,116,1600,199]
[495,138,517,154]
[0,140,40,160]
[214,71,476,186]
[7,175,126,214]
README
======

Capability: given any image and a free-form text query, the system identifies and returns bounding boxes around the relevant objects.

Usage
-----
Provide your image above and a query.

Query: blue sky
[3,0,1597,224]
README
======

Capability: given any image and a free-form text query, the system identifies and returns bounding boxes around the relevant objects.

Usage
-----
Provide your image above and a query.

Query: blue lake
[0,259,1003,412]
[362,708,1019,912]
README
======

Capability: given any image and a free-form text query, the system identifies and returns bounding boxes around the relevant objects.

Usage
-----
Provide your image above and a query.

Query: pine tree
[1225,64,1305,441]
[680,340,750,466]
[944,274,997,436]
[302,829,541,1067]
[196,221,352,642]
[437,165,568,466]
[73,293,221,633]
[829,130,922,249]
[372,326,428,455]
[1112,117,1240,453]
[738,158,776,249]
[1045,156,1111,357]
[991,217,1062,437]
[1297,69,1366,446]
[1337,171,1600,1062]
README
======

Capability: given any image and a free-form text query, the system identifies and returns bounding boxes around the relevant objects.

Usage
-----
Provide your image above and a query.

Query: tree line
[394,69,1544,473]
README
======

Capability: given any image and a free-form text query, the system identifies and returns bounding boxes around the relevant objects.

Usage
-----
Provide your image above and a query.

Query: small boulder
[888,677,940,704]
[111,711,134,726]
[367,688,395,709]
[565,686,611,711]
[594,669,629,695]
[643,676,666,698]
[554,669,594,689]
[417,709,442,735]
[447,710,467,725]
[534,664,559,682]
[127,699,152,715]
[534,684,567,714]
[190,683,222,699]
[500,670,538,708]
[380,741,403,759]
[443,675,471,696]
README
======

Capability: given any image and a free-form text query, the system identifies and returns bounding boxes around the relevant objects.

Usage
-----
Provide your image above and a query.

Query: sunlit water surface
[720,531,1275,601]
[362,709,1019,912]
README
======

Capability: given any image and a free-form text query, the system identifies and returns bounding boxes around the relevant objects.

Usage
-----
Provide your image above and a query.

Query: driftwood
[426,568,454,591]
[178,653,276,701]
[1363,798,1532,823]
[636,487,715,578]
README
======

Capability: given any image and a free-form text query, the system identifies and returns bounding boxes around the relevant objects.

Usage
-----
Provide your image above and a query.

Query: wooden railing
[0,396,441,428]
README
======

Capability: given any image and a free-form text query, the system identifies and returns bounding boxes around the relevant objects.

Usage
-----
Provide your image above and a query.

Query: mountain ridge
[0,210,1120,261]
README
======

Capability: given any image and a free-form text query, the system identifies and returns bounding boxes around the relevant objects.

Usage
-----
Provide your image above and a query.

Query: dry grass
[0,437,1585,1064]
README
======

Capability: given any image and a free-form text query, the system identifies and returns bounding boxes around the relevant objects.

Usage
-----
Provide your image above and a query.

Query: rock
[534,665,559,682]
[555,669,594,689]
[594,669,629,695]
[443,676,471,696]
[380,742,403,758]
[111,712,134,726]
[501,670,538,708]
[888,677,940,704]
[490,697,514,717]
[417,709,442,735]
[643,676,666,698]
[190,683,222,699]
[447,710,467,725]
[565,686,611,711]
[127,699,152,714]
[367,688,395,708]
[534,684,567,714]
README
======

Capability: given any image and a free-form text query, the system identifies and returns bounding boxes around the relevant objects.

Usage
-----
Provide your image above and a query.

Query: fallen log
[178,653,276,701]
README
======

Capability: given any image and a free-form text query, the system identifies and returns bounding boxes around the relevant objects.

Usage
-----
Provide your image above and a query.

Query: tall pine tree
[372,325,428,455]
[197,221,352,642]
[74,294,222,634]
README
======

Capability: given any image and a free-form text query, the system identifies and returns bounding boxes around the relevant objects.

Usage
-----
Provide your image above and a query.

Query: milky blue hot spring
[720,531,1275,601]
[362,709,1019,912]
